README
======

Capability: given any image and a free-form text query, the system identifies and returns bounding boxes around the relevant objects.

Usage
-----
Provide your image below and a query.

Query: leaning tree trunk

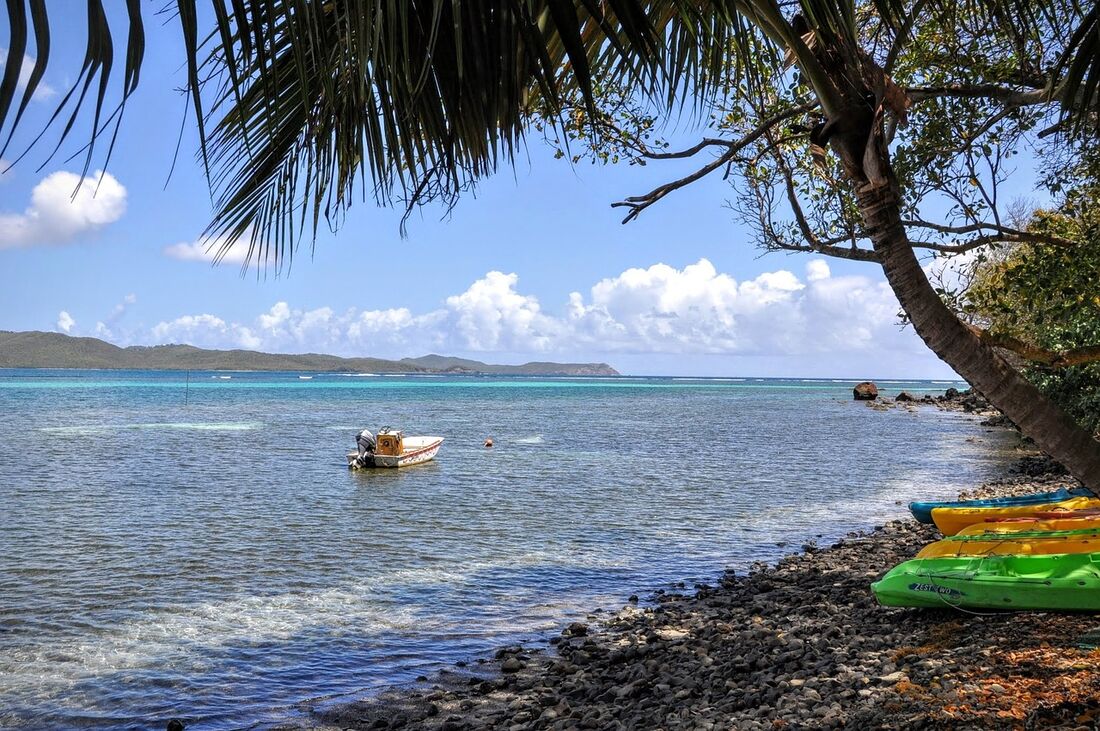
[853,178,1100,491]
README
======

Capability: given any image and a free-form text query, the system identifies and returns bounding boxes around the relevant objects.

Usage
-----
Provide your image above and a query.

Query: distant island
[0,331,619,376]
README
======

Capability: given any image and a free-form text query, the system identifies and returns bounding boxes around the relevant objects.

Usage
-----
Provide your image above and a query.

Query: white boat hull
[347,436,444,469]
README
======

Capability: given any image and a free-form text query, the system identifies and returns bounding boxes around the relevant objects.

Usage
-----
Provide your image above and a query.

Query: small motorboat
[347,427,443,469]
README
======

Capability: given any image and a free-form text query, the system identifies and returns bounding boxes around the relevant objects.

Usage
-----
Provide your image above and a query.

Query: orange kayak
[1033,508,1100,519]
[930,497,1100,536]
[958,513,1100,536]
[918,529,1100,558]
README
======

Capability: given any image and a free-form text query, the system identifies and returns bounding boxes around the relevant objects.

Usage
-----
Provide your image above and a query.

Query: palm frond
[3,0,1098,269]
[1058,3,1100,133]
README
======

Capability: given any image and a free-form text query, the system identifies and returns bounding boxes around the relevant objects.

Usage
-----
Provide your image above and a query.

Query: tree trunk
[854,178,1100,491]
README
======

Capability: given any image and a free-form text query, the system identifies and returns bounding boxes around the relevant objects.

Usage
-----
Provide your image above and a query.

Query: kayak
[917,529,1100,558]
[958,514,1100,536]
[872,553,1100,611]
[909,486,1092,524]
[1034,507,1100,519]
[931,497,1100,536]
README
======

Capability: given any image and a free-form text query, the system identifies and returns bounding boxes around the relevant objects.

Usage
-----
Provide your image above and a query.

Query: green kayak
[872,552,1100,611]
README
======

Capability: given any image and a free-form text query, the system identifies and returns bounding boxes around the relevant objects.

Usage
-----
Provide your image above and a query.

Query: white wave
[298,376,313,380]
[0,549,621,706]
[37,425,113,436]
[131,422,263,431]
[515,434,545,444]
[39,422,263,434]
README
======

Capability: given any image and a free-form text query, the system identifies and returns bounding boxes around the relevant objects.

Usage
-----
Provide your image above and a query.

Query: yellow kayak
[931,497,1100,536]
[957,514,1100,536]
[917,531,1100,558]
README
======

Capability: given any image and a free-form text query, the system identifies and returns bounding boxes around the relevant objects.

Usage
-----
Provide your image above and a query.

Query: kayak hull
[931,497,1100,536]
[909,487,1092,524]
[959,515,1100,536]
[918,530,1100,558]
[872,553,1100,611]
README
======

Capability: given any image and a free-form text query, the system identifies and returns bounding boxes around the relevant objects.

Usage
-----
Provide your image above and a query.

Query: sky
[0,9,999,378]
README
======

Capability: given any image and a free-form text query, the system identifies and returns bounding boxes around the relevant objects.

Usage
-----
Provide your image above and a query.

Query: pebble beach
[309,460,1100,730]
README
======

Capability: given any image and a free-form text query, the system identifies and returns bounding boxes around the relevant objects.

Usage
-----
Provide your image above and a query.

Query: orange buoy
[484,438,494,448]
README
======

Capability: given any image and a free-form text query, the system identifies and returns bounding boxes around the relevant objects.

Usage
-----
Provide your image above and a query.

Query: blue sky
[0,9,993,377]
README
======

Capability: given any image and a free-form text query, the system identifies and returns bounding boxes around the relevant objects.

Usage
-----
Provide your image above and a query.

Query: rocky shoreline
[298,458,1100,731]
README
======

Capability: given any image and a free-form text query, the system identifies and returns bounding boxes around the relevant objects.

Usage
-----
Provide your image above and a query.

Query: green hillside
[0,331,619,376]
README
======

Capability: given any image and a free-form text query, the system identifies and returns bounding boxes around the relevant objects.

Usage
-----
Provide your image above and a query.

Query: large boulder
[853,381,878,400]
[896,391,916,402]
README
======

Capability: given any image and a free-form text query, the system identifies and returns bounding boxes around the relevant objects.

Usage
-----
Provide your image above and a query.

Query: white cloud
[151,314,262,351]
[923,249,982,293]
[92,294,139,341]
[111,293,137,319]
[0,170,127,249]
[163,236,254,266]
[806,259,831,282]
[56,311,74,333]
[0,49,56,101]
[139,259,927,367]
[444,271,563,351]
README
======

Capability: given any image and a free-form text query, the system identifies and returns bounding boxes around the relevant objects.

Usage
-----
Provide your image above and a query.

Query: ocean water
[0,370,1017,730]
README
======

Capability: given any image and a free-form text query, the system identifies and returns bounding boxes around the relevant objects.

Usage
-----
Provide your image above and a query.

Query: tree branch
[884,0,933,74]
[906,84,1051,106]
[901,219,1077,248]
[754,143,879,262]
[643,138,739,160]
[969,326,1100,368]
[612,102,817,223]
[769,237,881,262]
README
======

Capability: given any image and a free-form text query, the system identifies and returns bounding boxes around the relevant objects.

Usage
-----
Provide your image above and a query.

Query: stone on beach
[313,461,1095,731]
[853,382,878,400]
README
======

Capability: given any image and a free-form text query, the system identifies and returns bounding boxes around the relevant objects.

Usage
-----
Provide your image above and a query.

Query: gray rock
[501,658,525,673]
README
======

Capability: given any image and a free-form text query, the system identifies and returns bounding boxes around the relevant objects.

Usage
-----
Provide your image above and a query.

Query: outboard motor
[356,429,377,458]
[351,429,377,468]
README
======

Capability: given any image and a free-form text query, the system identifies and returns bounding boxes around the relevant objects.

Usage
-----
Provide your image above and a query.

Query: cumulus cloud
[111,293,137,319]
[923,249,982,294]
[141,259,925,365]
[0,50,56,101]
[445,271,564,351]
[806,259,831,282]
[56,311,75,333]
[163,236,254,266]
[92,294,139,341]
[0,170,127,249]
[152,314,262,351]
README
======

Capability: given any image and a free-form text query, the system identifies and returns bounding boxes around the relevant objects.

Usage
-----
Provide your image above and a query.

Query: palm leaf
[2,0,1098,267]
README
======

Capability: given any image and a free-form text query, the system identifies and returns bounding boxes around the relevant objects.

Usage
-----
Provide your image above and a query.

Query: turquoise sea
[0,369,1017,730]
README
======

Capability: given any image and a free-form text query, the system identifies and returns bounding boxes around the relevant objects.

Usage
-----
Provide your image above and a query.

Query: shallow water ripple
[0,370,1016,730]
